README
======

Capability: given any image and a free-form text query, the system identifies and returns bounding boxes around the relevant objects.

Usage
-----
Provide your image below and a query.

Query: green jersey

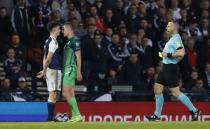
[62,36,80,72]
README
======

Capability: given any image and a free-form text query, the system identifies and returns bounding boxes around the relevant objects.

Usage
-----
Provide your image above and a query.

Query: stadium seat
[0,62,5,80]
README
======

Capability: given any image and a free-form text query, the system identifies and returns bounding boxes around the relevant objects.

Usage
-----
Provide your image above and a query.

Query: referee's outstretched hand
[158,52,167,58]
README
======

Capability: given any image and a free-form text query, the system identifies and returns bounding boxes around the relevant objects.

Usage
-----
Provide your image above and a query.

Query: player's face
[54,26,61,36]
[166,22,175,35]
[62,25,69,37]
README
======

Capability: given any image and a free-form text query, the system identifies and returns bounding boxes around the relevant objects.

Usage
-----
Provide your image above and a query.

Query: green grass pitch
[0,122,210,129]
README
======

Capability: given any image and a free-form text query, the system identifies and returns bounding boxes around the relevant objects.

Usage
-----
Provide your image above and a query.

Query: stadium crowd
[0,0,209,101]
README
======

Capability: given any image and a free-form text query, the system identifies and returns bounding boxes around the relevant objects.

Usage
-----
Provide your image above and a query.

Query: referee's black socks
[48,100,56,121]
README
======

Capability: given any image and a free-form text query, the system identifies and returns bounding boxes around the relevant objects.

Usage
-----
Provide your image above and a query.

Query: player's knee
[62,91,67,98]
[62,91,73,100]
[154,87,163,94]
[49,92,57,102]
[153,84,163,94]
[171,91,181,97]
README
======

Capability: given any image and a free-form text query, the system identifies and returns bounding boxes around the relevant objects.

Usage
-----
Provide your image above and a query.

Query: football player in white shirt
[37,21,61,121]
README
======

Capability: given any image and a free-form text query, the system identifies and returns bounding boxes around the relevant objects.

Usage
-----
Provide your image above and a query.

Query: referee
[146,21,201,121]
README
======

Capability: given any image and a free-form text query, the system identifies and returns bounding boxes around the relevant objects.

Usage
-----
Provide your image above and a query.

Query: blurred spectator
[201,63,210,89]
[138,36,153,69]
[169,0,181,21]
[32,0,52,28]
[124,0,139,15]
[200,9,209,19]
[103,27,113,47]
[51,0,68,21]
[70,18,86,39]
[199,0,210,11]
[85,16,96,26]
[15,76,34,101]
[32,0,52,43]
[103,8,118,29]
[94,0,107,17]
[139,19,154,39]
[0,0,14,15]
[119,53,144,89]
[126,33,140,56]
[0,7,14,43]
[153,7,168,32]
[112,0,125,25]
[4,33,26,60]
[185,37,198,69]
[88,4,99,19]
[137,1,148,19]
[0,78,14,101]
[52,9,65,24]
[142,66,156,91]
[181,31,190,46]
[81,24,96,61]
[4,48,23,89]
[67,2,82,22]
[107,33,128,83]
[183,70,199,90]
[81,24,96,80]
[72,0,90,20]
[180,0,196,19]
[125,4,141,33]
[191,78,208,101]
[179,9,189,30]
[184,18,202,38]
[89,30,108,83]
[203,38,210,64]
[11,0,32,40]
[198,18,210,37]
[119,27,129,44]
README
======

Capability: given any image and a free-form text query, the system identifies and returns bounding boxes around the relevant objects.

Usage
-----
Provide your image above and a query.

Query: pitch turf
[0,122,210,129]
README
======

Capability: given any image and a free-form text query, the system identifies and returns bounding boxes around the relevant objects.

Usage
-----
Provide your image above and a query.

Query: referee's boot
[146,114,161,121]
[190,110,201,121]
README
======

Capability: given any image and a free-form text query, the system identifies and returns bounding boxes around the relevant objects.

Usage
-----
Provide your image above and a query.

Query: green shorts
[62,67,77,87]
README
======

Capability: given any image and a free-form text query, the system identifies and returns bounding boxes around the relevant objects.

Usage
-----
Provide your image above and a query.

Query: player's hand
[77,71,83,81]
[36,70,45,78]
[161,52,167,58]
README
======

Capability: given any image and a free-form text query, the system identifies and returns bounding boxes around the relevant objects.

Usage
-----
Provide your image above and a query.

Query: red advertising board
[55,102,210,122]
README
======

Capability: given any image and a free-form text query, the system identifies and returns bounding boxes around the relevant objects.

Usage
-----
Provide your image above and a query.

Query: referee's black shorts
[156,64,181,88]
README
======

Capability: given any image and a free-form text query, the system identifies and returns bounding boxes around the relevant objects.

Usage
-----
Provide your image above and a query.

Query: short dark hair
[47,21,60,32]
[63,22,73,29]
[0,6,6,10]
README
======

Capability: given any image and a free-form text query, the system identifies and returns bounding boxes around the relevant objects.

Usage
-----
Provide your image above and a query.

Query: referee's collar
[171,33,179,38]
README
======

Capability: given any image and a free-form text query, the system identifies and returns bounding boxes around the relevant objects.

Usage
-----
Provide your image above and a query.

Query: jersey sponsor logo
[176,41,182,47]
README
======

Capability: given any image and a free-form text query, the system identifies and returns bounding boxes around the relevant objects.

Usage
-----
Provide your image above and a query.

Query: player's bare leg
[62,86,83,122]
[146,83,164,121]
[170,86,201,121]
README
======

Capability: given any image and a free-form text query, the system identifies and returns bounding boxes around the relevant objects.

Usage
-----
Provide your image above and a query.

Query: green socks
[68,97,81,117]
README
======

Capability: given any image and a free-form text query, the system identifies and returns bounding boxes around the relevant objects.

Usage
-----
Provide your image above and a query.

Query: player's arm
[37,41,56,78]
[75,50,82,81]
[172,47,185,58]
[43,52,53,73]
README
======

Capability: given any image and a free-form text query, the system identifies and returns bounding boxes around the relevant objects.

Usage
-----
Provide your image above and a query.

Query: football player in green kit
[62,22,83,122]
